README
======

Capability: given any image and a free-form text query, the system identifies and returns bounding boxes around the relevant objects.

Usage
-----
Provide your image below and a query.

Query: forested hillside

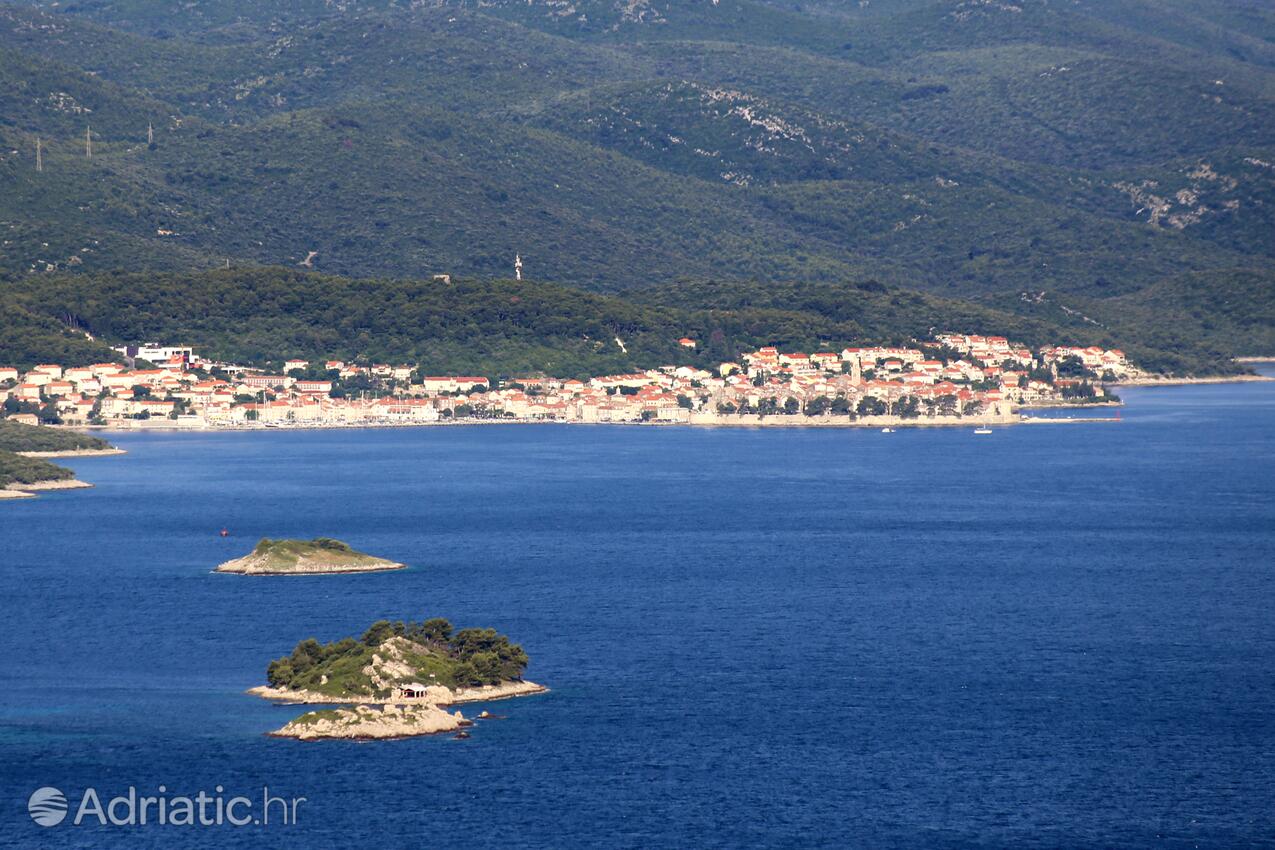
[0,268,1248,377]
[0,0,1272,364]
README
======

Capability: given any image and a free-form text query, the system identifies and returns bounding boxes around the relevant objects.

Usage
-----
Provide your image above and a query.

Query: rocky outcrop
[8,479,93,491]
[271,703,470,741]
[449,680,550,704]
[2,479,93,499]
[218,553,404,574]
[361,636,422,691]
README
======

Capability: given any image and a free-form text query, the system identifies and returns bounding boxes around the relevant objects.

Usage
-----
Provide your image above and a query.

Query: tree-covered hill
[0,419,111,453]
[0,267,1251,377]
[0,301,119,369]
[989,268,1275,365]
[635,277,1257,375]
[626,39,1275,188]
[0,451,73,488]
[4,268,871,375]
[752,178,1267,298]
[0,0,1271,349]
[266,618,529,695]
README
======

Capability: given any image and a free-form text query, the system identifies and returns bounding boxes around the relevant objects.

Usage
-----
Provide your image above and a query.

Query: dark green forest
[0,267,1251,377]
[0,420,107,487]
[0,451,72,487]
[0,0,1272,372]
[0,419,111,452]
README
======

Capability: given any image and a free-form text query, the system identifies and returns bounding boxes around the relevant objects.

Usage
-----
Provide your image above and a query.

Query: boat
[973,427,993,435]
[880,427,894,433]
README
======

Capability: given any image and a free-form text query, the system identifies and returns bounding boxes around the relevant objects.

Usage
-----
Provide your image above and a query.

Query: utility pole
[35,137,43,173]
[85,125,92,159]
[147,122,154,146]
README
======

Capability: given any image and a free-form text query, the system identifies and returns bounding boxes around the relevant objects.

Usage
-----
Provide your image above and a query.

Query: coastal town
[0,333,1133,430]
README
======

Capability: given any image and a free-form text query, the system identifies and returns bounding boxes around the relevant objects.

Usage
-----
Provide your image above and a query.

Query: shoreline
[683,410,1018,428]
[2,479,94,499]
[68,370,1272,435]
[96,412,1025,432]
[1016,400,1122,410]
[215,540,406,575]
[91,415,1101,432]
[15,448,127,458]
[215,559,407,576]
[248,679,548,707]
[1020,416,1120,424]
[1113,374,1274,387]
[217,563,407,575]
[269,703,473,741]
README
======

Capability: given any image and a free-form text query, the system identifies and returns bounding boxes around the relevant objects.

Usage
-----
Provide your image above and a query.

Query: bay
[2,373,1273,848]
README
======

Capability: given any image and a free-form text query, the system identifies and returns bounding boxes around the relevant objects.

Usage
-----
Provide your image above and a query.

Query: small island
[215,537,406,575]
[253,618,545,740]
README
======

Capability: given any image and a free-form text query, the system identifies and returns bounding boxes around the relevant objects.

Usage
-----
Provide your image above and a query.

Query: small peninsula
[0,421,118,500]
[253,618,545,740]
[215,538,405,575]
[0,420,122,457]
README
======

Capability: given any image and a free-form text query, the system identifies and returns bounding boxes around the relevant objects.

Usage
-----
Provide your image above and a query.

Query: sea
[1,371,1273,848]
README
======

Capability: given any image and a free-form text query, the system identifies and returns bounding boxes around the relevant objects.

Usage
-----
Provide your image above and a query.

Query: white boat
[881,427,894,433]
[973,427,993,435]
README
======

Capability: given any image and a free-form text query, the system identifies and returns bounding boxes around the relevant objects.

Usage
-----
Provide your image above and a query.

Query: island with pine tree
[251,618,546,740]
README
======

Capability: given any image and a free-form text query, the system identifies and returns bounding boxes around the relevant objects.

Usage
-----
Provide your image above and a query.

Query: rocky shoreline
[270,703,472,741]
[1017,400,1122,410]
[2,479,94,499]
[15,448,127,458]
[249,679,548,707]
[1114,374,1274,387]
[259,679,547,741]
[216,554,406,575]
[1020,416,1120,425]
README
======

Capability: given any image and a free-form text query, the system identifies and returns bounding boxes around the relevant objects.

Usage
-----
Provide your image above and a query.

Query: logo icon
[28,787,68,827]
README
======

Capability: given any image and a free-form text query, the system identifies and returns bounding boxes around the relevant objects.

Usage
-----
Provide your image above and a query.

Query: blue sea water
[2,375,1274,848]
